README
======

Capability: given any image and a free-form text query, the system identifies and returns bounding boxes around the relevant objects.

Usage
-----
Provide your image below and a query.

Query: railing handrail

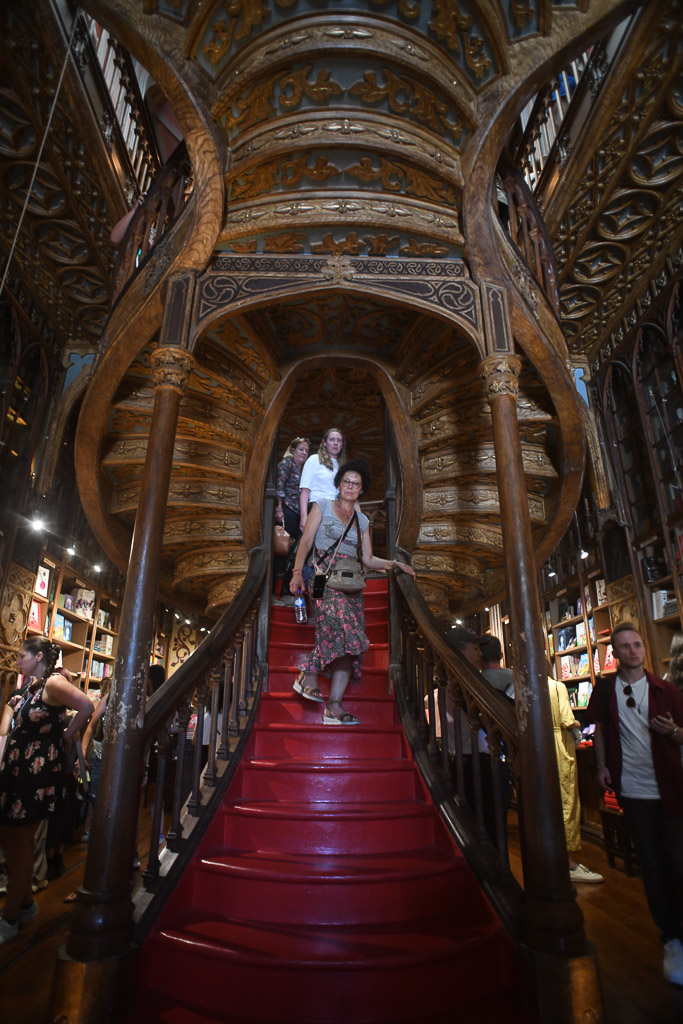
[143,545,268,739]
[110,140,193,306]
[394,559,518,750]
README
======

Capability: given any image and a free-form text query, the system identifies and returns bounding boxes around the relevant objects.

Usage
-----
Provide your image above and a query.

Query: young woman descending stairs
[130,579,532,1023]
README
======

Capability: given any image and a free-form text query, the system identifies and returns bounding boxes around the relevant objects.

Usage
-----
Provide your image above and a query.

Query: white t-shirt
[299,454,339,505]
[616,674,660,799]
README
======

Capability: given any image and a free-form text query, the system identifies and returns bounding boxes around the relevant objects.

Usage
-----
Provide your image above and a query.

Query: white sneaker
[570,863,604,884]
[663,938,683,986]
[0,917,18,944]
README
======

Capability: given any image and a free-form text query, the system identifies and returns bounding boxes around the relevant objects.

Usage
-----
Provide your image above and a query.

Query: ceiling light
[31,518,44,532]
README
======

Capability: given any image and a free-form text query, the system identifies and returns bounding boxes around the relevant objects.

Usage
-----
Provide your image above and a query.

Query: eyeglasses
[341,479,362,488]
[621,683,636,708]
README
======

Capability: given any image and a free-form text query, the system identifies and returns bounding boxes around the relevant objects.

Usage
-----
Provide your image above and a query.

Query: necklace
[618,676,647,715]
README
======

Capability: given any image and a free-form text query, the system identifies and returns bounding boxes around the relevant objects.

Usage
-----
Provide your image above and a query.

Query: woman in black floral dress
[0,636,92,945]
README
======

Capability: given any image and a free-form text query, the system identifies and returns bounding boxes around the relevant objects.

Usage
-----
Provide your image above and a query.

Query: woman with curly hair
[290,459,415,724]
[0,636,92,944]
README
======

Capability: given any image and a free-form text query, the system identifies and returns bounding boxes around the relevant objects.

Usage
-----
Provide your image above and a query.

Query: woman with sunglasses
[290,459,414,724]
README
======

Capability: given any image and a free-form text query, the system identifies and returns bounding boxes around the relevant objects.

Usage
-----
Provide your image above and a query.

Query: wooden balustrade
[110,141,193,305]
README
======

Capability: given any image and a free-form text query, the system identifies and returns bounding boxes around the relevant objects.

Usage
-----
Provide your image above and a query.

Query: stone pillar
[480,353,586,957]
[66,279,195,965]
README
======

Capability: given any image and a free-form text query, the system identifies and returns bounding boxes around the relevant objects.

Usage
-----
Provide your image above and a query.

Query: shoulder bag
[320,512,366,595]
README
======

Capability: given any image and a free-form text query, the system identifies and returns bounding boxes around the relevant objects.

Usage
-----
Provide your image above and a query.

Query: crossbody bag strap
[320,511,358,576]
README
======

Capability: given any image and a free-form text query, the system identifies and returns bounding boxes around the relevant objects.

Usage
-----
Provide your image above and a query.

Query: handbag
[326,557,366,593]
[274,521,291,556]
[312,512,365,597]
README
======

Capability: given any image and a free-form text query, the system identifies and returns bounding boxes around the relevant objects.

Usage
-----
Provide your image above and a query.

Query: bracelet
[673,727,679,738]
[292,569,303,576]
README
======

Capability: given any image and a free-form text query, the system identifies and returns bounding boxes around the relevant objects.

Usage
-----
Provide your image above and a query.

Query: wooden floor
[1,813,682,1024]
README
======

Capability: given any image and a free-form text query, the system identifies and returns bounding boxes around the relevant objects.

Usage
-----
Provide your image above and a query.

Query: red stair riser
[139,929,514,1024]
[257,696,396,726]
[267,646,389,670]
[269,622,388,644]
[266,672,391,698]
[190,861,467,925]
[220,804,439,854]
[236,763,419,802]
[251,725,405,760]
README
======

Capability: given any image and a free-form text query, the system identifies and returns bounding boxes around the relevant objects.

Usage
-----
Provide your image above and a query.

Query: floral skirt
[300,554,369,683]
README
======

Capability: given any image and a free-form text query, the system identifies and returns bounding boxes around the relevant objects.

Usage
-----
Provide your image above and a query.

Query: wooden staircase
[128,580,532,1023]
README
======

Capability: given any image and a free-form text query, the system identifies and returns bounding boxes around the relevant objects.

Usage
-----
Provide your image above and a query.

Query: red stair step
[219,799,440,854]
[251,722,405,760]
[190,847,480,925]
[235,758,420,803]
[140,913,514,1024]
[258,693,396,726]
[267,643,389,670]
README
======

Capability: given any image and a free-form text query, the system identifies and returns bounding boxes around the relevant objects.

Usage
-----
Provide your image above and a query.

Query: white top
[299,454,339,504]
[616,674,660,799]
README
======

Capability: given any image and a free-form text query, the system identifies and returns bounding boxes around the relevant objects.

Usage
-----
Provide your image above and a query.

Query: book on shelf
[652,589,676,620]
[568,688,578,708]
[595,579,607,606]
[584,587,592,615]
[577,681,591,708]
[593,646,600,674]
[577,652,589,675]
[603,644,616,672]
[548,632,554,656]
[35,565,50,597]
[587,616,595,642]
[28,600,42,630]
[575,621,586,647]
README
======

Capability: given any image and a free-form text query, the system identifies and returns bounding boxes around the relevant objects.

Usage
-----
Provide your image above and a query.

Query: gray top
[313,498,369,559]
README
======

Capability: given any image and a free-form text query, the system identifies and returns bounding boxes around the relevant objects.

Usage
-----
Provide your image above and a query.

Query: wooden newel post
[64,278,196,973]
[480,354,586,954]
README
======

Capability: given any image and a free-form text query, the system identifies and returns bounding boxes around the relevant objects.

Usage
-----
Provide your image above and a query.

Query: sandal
[293,673,324,704]
[323,705,360,726]
[63,891,78,904]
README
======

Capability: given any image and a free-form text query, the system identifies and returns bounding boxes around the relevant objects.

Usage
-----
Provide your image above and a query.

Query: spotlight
[93,564,101,573]
[185,619,191,625]
[580,548,589,560]
[31,518,44,532]
[67,546,76,556]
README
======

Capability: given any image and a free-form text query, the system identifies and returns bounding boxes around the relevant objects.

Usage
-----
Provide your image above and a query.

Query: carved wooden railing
[511,15,633,195]
[496,151,561,316]
[110,141,193,306]
[388,566,523,934]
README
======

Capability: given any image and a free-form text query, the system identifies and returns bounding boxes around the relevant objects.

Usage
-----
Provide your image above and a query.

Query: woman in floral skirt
[0,636,92,944]
[290,459,415,724]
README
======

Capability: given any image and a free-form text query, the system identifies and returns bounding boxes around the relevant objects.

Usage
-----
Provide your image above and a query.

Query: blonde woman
[299,428,346,532]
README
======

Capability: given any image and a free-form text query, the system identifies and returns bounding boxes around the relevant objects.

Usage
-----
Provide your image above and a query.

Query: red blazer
[587,671,683,816]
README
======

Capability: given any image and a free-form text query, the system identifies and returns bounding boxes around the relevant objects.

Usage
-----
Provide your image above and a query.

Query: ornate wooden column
[480,354,602,1022]
[51,277,196,1021]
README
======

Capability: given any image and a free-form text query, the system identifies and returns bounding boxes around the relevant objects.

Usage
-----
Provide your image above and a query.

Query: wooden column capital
[150,346,195,394]
[479,354,522,401]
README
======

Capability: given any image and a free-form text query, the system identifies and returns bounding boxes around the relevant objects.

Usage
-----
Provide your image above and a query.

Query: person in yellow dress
[547,675,603,884]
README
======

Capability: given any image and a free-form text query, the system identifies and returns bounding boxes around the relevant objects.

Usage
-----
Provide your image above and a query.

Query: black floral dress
[0,684,66,826]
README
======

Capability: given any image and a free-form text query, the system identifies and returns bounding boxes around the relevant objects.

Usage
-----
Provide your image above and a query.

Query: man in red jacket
[588,621,683,987]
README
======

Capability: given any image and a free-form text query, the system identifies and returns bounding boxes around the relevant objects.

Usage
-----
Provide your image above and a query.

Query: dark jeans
[620,797,683,943]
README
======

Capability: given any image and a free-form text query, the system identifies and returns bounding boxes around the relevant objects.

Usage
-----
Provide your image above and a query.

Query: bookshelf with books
[29,554,120,692]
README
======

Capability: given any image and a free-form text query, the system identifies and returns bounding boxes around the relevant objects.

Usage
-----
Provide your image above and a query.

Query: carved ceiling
[3,0,680,620]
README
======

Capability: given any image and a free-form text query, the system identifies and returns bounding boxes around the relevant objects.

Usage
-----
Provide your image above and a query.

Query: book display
[28,554,120,692]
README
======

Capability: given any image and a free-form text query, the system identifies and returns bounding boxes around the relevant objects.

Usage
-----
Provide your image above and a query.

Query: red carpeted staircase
[132,580,528,1023]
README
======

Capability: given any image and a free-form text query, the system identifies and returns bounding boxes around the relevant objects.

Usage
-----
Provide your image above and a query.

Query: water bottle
[294,588,307,624]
